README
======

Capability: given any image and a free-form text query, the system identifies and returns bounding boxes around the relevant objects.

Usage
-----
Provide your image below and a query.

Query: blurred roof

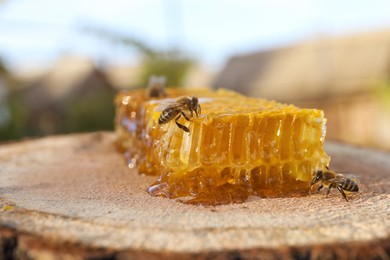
[215,29,390,101]
[37,56,97,99]
[24,55,114,108]
[104,65,140,89]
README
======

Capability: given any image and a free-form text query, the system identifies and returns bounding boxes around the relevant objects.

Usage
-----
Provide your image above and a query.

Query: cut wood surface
[0,132,389,259]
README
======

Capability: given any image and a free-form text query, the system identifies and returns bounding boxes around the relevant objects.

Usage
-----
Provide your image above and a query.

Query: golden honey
[115,88,330,205]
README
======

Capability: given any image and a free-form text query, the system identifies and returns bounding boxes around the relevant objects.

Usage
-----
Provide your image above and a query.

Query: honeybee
[154,96,201,133]
[147,75,167,98]
[310,166,359,201]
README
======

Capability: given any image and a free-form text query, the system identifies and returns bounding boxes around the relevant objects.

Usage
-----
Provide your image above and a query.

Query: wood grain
[0,132,389,259]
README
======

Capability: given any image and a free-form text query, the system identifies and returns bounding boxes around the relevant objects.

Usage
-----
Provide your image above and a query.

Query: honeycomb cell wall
[115,89,330,205]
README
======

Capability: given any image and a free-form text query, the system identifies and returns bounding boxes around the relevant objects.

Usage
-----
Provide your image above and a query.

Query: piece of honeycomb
[115,88,330,205]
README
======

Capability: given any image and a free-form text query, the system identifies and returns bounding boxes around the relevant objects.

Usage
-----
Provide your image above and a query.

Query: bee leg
[326,183,335,197]
[337,186,349,202]
[175,115,190,133]
[180,111,191,122]
[195,106,200,117]
[317,185,323,192]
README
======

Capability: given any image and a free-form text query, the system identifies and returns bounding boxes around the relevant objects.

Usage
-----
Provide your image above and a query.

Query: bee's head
[191,97,201,116]
[191,97,198,107]
[311,170,323,186]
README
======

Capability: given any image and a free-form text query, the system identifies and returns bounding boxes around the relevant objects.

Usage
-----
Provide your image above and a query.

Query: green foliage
[1,27,196,141]
[64,89,115,133]
[86,27,194,87]
[0,90,28,142]
[0,86,116,141]
[372,80,390,109]
[138,50,192,87]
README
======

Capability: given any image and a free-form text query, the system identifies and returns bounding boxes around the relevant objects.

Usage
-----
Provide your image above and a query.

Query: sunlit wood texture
[0,132,389,259]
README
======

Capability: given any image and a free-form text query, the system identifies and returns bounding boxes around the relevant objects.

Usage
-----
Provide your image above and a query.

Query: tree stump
[0,132,389,259]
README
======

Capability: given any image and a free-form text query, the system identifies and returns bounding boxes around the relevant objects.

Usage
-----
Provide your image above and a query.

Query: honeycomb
[115,88,330,205]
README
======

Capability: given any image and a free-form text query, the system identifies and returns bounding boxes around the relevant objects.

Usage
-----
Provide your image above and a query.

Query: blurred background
[1,0,390,150]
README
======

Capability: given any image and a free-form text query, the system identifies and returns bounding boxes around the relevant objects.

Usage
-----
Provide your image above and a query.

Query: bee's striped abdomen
[159,108,180,124]
[342,178,359,192]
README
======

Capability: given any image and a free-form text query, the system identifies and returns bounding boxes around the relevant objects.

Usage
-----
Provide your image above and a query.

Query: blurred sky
[1,0,390,71]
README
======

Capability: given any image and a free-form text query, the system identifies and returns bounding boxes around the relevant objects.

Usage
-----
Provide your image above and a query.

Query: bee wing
[329,174,347,184]
[153,103,171,112]
[343,174,361,185]
[153,102,182,112]
[331,173,360,185]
